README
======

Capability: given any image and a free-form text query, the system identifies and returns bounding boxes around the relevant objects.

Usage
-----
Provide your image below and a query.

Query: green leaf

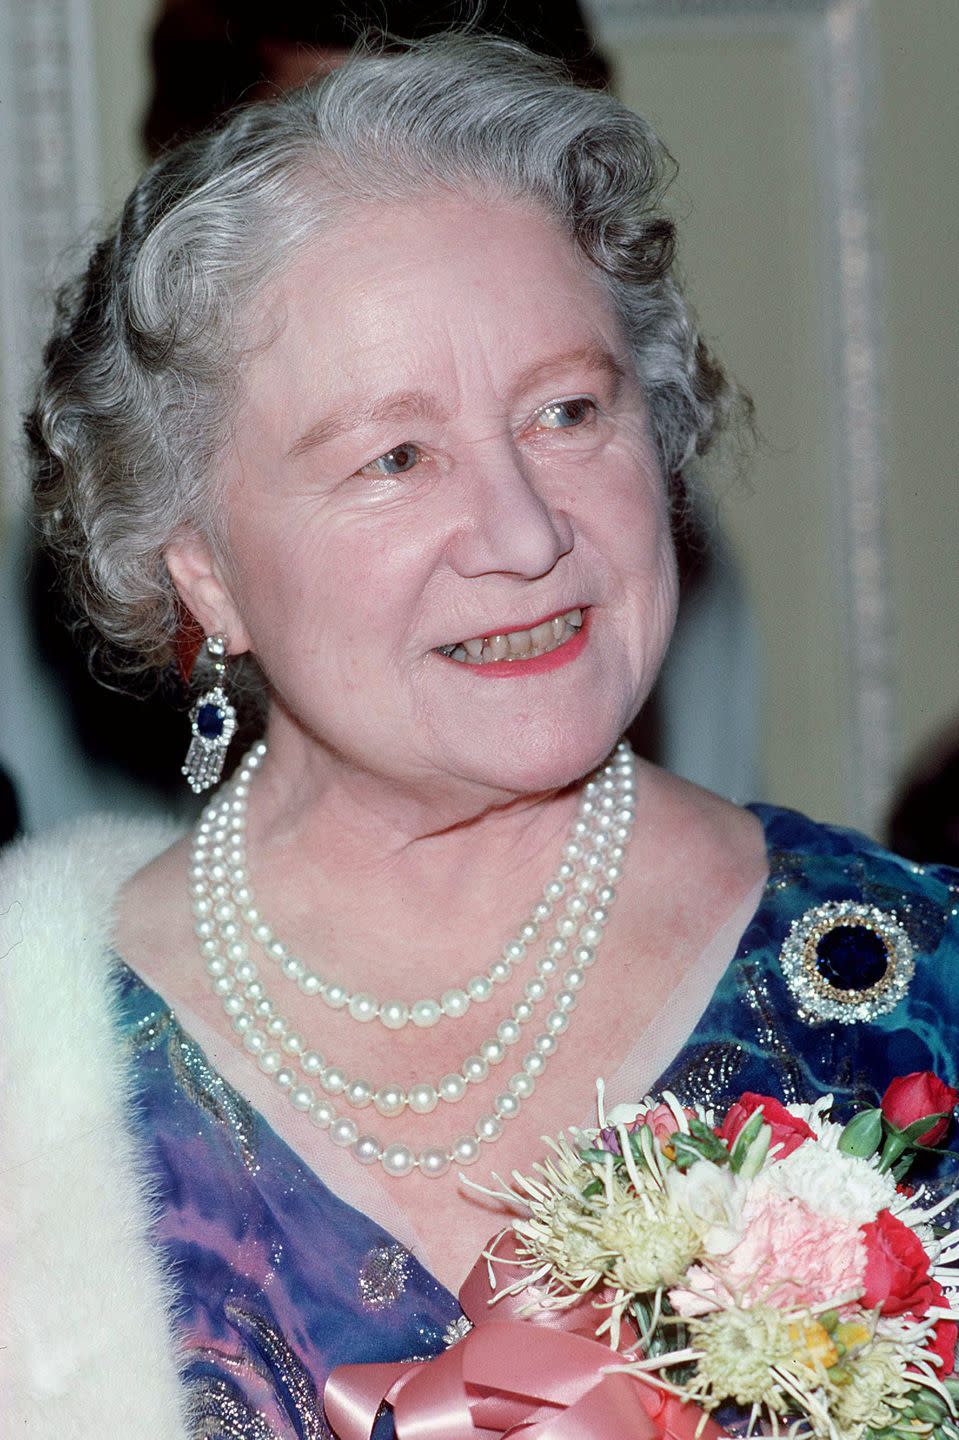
[838,1107,883,1158]
[578,1147,612,1165]
[581,1179,604,1200]
[729,1108,766,1173]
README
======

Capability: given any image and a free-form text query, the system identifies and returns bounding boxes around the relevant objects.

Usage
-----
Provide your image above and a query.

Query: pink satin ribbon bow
[324,1232,727,1440]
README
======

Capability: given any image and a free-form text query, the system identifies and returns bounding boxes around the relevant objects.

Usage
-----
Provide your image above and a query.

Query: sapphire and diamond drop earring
[182,634,238,793]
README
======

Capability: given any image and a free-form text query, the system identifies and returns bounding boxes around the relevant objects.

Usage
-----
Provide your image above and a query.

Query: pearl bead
[463,1055,489,1084]
[522,1051,546,1078]
[596,885,615,905]
[467,975,493,1003]
[267,1016,286,1037]
[495,1092,521,1120]
[195,918,215,940]
[252,922,272,944]
[321,1067,347,1095]
[545,1010,570,1035]
[512,1001,533,1024]
[281,956,305,979]
[573,945,595,967]
[352,1134,383,1165]
[555,989,577,1012]
[476,1114,504,1143]
[206,956,227,977]
[345,1079,373,1109]
[534,1033,558,1056]
[268,940,287,960]
[451,1135,481,1166]
[520,922,539,943]
[489,960,511,984]
[411,999,442,1028]
[330,1117,359,1148]
[348,992,378,1023]
[290,1085,315,1111]
[374,1085,407,1118]
[212,975,234,997]
[230,945,251,969]
[481,1039,505,1065]
[381,1144,416,1177]
[544,879,564,901]
[441,988,470,1019]
[275,1067,295,1090]
[418,1147,451,1179]
[533,900,553,922]
[223,994,245,1017]
[508,1072,535,1100]
[324,983,348,1009]
[579,924,602,946]
[245,980,264,1001]
[524,978,547,1002]
[379,999,410,1030]
[281,1033,304,1055]
[298,972,322,996]
[301,1051,324,1075]
[258,1049,282,1074]
[503,940,526,962]
[438,1073,467,1103]
[566,894,588,916]
[201,939,220,960]
[557,861,575,881]
[537,957,558,978]
[547,937,568,958]
[310,1099,336,1130]
[589,906,610,926]
[408,1083,438,1115]
[556,916,578,937]
[254,998,272,1019]
[563,967,585,990]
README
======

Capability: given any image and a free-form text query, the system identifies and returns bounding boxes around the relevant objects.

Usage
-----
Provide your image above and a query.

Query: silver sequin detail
[443,1314,473,1348]
[780,900,914,1024]
[168,1023,260,1173]
[225,1303,332,1439]
[358,1242,412,1311]
[185,1375,281,1439]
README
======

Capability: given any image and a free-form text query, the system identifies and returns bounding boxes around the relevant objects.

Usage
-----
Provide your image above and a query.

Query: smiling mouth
[435,608,584,664]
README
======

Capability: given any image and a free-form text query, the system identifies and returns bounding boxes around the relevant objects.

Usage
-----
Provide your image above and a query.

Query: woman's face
[185,193,678,798]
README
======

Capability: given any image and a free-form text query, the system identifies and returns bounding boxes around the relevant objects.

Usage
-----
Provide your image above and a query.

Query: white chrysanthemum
[753,1138,897,1225]
[599,1188,700,1292]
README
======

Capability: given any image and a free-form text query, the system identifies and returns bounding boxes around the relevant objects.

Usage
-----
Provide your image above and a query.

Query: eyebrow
[286,341,629,461]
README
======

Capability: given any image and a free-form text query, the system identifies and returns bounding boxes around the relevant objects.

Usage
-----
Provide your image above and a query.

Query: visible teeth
[439,608,586,665]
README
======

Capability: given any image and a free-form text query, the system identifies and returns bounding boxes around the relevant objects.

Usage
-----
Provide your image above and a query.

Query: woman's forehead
[243,193,628,419]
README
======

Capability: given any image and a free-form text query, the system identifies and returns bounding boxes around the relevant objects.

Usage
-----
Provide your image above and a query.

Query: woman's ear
[164,530,252,655]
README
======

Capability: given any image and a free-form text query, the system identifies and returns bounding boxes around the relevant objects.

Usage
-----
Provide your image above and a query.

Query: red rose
[880,1072,958,1147]
[717,1093,815,1161]
[860,1209,939,1317]
[926,1282,958,1377]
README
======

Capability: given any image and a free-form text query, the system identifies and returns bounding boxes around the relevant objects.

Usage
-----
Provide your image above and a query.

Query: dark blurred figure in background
[888,721,959,868]
[145,1,609,155]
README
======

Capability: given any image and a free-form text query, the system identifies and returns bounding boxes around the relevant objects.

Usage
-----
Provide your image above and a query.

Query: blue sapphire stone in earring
[780,900,915,1023]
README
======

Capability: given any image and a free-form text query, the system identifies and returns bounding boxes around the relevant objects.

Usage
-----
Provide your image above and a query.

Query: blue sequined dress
[113,806,959,1438]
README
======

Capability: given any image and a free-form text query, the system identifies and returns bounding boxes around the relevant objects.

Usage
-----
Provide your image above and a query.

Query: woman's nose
[446,444,574,580]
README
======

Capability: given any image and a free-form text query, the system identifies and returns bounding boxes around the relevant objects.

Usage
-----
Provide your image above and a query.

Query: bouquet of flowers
[479,1071,959,1440]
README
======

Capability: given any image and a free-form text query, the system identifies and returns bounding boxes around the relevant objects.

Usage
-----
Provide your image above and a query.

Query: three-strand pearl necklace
[190,741,636,1179]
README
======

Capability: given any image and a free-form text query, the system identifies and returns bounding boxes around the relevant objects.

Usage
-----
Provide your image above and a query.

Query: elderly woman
[3,36,957,1440]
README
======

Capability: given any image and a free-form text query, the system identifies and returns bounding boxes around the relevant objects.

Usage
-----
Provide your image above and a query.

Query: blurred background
[1,0,957,857]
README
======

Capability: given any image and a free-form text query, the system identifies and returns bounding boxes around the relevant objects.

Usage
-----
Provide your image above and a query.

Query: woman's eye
[534,397,596,430]
[359,443,421,476]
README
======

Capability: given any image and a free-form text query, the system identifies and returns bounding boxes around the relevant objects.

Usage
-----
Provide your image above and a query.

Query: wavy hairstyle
[28,34,750,680]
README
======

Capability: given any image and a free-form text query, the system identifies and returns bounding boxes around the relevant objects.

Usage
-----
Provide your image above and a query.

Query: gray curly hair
[28,34,749,680]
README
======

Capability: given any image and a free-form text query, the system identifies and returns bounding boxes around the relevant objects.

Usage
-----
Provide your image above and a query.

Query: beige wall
[87,0,958,831]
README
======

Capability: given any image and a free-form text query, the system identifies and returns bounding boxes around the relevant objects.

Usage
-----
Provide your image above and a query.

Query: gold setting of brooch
[780,900,915,1024]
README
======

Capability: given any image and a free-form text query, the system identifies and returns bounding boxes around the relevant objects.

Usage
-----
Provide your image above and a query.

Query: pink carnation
[670,1191,866,1317]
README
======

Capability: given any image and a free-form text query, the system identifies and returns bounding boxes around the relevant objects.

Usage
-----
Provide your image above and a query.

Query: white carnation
[667,1159,749,1256]
[754,1140,897,1225]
